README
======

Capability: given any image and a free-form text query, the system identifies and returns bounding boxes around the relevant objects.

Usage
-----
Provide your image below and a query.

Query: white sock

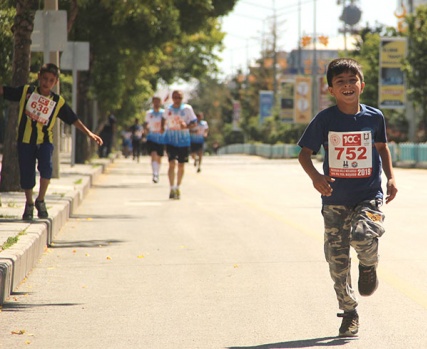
[152,161,159,175]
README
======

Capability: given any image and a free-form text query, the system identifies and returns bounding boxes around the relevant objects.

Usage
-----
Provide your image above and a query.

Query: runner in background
[163,90,197,199]
[144,96,165,183]
[190,112,209,173]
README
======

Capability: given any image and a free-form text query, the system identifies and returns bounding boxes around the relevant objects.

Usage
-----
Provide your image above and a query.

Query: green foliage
[0,5,15,144]
[188,75,233,150]
[0,6,14,82]
[0,229,26,251]
[351,23,399,108]
[57,0,237,127]
[402,5,427,139]
[348,23,409,142]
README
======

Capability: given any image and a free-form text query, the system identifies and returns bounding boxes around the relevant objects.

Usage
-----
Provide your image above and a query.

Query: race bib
[25,92,56,125]
[166,114,182,130]
[328,131,373,178]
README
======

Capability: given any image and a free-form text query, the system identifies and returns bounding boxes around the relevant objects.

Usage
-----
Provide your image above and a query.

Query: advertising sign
[294,76,312,123]
[232,100,241,130]
[280,80,294,123]
[259,90,274,124]
[379,37,407,109]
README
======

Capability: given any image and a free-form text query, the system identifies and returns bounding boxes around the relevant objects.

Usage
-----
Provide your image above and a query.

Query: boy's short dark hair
[39,63,60,78]
[326,58,363,87]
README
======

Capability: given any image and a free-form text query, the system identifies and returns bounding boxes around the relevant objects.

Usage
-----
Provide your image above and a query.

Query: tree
[351,23,408,142]
[188,75,234,150]
[0,3,15,145]
[0,0,239,174]
[0,0,38,192]
[403,5,427,140]
[62,0,237,162]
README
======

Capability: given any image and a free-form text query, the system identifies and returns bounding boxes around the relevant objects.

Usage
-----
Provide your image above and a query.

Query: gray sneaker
[35,200,48,218]
[338,310,359,337]
[358,264,378,296]
[22,203,34,220]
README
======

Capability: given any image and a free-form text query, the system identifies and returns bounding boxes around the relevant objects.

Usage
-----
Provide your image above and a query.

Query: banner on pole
[294,76,312,123]
[259,90,274,124]
[379,37,407,109]
[280,80,294,123]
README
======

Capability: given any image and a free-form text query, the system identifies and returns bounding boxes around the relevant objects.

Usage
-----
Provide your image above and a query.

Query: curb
[0,158,112,304]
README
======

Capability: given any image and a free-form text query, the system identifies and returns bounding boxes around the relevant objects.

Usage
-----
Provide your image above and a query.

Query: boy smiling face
[328,71,365,114]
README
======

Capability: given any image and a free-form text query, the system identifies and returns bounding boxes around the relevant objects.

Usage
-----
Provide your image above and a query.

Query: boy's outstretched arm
[375,142,398,204]
[298,147,335,197]
[73,119,103,145]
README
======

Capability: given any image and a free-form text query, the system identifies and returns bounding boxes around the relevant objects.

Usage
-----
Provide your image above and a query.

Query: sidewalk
[0,153,112,304]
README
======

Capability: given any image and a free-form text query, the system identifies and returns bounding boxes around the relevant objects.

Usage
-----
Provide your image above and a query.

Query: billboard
[294,76,312,123]
[259,90,274,123]
[280,80,294,122]
[379,37,407,109]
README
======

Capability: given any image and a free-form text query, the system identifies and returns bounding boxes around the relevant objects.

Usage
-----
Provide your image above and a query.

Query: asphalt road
[1,155,426,349]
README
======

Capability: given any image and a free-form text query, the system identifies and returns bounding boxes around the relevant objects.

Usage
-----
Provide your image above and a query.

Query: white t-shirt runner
[328,131,373,178]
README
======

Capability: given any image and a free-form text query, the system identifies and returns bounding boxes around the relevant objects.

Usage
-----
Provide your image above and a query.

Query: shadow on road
[2,302,82,312]
[50,239,125,248]
[227,336,357,348]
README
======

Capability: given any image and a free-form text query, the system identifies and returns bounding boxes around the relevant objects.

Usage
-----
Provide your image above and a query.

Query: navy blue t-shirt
[298,104,387,206]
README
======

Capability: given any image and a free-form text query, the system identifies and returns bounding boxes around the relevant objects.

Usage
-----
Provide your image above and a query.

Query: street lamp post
[311,0,318,117]
[44,0,61,178]
[406,0,416,142]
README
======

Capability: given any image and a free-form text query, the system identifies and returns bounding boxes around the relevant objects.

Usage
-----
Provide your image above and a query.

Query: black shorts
[190,143,204,153]
[147,140,164,156]
[166,145,189,163]
[18,142,54,189]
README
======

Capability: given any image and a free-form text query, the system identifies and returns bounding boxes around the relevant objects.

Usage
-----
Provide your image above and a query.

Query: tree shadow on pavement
[2,302,82,312]
[70,213,143,220]
[50,239,124,248]
[227,336,357,348]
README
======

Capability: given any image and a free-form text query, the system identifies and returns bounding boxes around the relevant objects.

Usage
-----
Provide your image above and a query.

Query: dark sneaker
[337,310,359,337]
[197,168,201,173]
[169,189,176,199]
[358,264,378,296]
[35,200,48,218]
[22,203,34,220]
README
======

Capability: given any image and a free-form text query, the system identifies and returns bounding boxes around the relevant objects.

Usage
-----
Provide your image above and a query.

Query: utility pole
[311,0,318,117]
[44,0,61,178]
[406,0,416,142]
[272,0,278,108]
[298,0,303,75]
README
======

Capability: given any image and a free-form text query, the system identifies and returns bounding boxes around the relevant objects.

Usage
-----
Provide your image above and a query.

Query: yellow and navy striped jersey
[3,85,78,144]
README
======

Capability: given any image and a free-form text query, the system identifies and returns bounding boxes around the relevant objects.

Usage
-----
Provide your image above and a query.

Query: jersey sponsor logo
[342,133,361,146]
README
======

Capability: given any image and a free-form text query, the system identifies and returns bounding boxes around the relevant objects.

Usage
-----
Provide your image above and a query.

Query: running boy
[1,63,103,220]
[163,90,197,199]
[144,96,165,183]
[190,112,209,173]
[297,58,397,337]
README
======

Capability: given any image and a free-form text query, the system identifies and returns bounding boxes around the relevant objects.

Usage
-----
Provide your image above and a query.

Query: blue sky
[218,0,404,77]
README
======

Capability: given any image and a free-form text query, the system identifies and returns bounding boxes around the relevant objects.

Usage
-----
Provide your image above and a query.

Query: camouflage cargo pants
[322,199,385,311]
